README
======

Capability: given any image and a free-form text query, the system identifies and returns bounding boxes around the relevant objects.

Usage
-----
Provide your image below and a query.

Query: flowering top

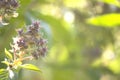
[1,20,48,79]
[12,20,48,59]
[0,0,19,25]
[0,0,19,15]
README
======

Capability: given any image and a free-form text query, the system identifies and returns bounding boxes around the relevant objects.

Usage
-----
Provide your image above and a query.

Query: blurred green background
[1,0,120,80]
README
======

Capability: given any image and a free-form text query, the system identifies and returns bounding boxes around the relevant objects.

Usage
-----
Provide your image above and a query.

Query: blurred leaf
[87,13,120,27]
[100,0,120,7]
[5,48,13,60]
[20,64,41,72]
[108,59,120,74]
[0,69,8,80]
[0,69,7,75]
[1,60,9,66]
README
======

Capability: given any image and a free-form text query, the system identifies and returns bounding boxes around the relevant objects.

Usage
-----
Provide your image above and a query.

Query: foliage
[1,0,120,80]
[87,13,120,27]
[20,64,41,72]
[0,1,47,80]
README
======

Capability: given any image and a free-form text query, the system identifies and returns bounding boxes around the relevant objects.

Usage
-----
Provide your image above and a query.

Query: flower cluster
[11,20,48,60]
[0,0,48,79]
[0,0,19,22]
[1,20,48,79]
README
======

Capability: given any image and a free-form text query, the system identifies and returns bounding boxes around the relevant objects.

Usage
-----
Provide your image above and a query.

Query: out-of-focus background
[1,0,120,80]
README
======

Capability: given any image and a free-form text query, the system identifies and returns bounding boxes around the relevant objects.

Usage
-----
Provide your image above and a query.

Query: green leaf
[1,61,9,66]
[87,13,120,27]
[0,69,7,74]
[5,48,13,60]
[20,64,41,72]
[0,69,9,80]
[100,0,120,7]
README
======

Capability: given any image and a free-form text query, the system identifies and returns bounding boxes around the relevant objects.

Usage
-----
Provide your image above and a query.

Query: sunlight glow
[64,11,75,23]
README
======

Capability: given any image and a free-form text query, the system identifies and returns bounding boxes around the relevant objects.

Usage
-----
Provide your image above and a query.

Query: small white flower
[0,16,9,25]
[7,67,14,79]
[9,69,14,79]
[12,37,21,50]
[13,37,19,44]
[12,12,19,18]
